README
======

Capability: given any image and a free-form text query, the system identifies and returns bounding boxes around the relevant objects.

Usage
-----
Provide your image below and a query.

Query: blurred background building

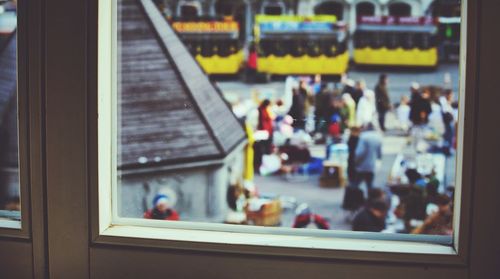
[153,0,460,38]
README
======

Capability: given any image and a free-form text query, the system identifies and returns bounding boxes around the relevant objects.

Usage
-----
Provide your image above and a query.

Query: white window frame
[93,0,475,266]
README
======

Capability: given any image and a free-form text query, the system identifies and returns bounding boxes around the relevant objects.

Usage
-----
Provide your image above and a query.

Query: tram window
[214,0,233,17]
[200,40,215,57]
[314,1,344,20]
[371,32,385,49]
[306,40,322,57]
[386,32,399,49]
[356,2,375,17]
[217,40,231,57]
[320,39,337,56]
[415,33,431,49]
[401,33,415,50]
[289,39,305,57]
[263,5,283,15]
[388,2,411,17]
[258,39,272,57]
[354,31,369,49]
[272,39,287,57]
[337,40,347,54]
[179,5,198,20]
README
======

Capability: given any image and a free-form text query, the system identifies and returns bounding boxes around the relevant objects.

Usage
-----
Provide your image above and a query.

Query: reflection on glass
[0,0,20,224]
[117,0,461,237]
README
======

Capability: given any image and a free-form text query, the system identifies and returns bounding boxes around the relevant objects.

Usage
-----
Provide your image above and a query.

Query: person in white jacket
[355,80,376,128]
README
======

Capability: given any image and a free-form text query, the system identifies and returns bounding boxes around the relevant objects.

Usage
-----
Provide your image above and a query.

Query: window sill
[95,223,464,266]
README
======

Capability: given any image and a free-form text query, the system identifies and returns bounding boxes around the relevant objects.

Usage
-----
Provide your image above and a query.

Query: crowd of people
[248,72,458,235]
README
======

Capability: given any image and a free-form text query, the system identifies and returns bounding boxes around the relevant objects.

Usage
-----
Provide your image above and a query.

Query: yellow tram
[171,18,244,75]
[254,15,349,76]
[353,16,439,67]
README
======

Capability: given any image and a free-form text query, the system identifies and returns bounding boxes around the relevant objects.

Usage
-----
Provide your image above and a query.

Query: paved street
[217,62,460,105]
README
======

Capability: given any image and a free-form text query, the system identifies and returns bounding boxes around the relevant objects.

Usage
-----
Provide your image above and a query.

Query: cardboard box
[246,199,282,226]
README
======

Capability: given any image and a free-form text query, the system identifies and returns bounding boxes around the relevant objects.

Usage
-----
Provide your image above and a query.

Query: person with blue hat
[143,194,179,221]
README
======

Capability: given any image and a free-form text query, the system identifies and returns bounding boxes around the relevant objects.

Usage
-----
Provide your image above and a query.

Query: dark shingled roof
[118,0,246,170]
[0,32,18,167]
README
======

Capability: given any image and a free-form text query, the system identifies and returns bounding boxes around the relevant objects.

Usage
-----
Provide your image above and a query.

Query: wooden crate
[319,161,345,188]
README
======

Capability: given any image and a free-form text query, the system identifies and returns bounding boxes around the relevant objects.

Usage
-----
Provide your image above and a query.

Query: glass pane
[0,1,20,225]
[115,0,462,240]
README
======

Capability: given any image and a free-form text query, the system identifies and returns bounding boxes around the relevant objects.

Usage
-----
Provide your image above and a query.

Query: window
[389,2,412,17]
[314,1,344,20]
[263,4,285,16]
[356,2,376,17]
[97,0,469,261]
[0,0,20,229]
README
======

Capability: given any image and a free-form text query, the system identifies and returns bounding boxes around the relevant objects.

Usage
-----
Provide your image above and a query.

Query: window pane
[0,1,20,226]
[115,0,461,240]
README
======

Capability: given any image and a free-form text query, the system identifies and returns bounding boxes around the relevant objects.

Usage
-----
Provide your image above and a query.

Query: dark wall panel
[0,239,33,278]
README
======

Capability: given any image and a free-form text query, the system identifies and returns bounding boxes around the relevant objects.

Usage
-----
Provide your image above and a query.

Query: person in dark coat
[410,87,432,125]
[289,87,306,129]
[352,199,388,232]
[374,74,391,131]
[347,126,361,184]
[314,83,330,134]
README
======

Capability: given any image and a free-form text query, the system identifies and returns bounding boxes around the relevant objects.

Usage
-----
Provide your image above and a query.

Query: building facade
[155,0,458,36]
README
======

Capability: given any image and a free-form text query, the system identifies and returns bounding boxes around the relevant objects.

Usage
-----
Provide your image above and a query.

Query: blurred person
[409,82,420,103]
[292,204,330,230]
[352,199,388,232]
[144,194,179,221]
[342,93,356,128]
[327,113,342,143]
[311,74,322,95]
[299,79,314,119]
[289,87,306,129]
[353,124,382,191]
[367,188,387,204]
[348,79,362,105]
[279,115,294,138]
[374,74,391,131]
[412,194,453,235]
[355,81,376,128]
[245,42,258,83]
[440,89,456,155]
[257,99,274,154]
[397,95,411,131]
[347,126,361,184]
[428,95,446,136]
[314,83,330,134]
[410,87,432,125]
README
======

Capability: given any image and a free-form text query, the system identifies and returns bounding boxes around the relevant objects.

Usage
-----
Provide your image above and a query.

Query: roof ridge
[138,0,245,156]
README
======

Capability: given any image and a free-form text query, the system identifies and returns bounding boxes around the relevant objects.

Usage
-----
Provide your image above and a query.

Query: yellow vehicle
[353,16,439,67]
[171,18,244,75]
[254,15,349,76]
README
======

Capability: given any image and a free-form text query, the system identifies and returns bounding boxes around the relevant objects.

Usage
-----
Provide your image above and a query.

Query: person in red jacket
[258,99,274,154]
[143,194,179,221]
[246,42,258,83]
